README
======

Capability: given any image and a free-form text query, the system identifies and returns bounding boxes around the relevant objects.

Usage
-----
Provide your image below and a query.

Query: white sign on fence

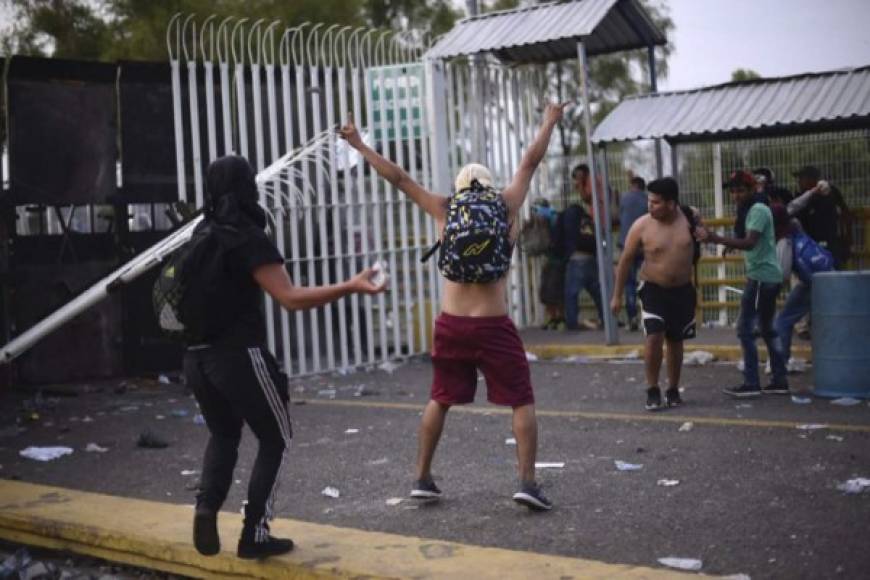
[366,64,426,141]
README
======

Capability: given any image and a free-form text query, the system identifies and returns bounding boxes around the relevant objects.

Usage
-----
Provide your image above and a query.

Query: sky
[660,0,870,91]
[453,0,870,91]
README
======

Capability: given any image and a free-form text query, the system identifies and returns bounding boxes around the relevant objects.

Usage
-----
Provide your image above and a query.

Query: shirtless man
[340,102,568,511]
[610,177,698,411]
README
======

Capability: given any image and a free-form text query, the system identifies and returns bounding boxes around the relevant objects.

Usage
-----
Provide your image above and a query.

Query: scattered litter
[831,397,861,407]
[0,548,33,578]
[622,349,640,360]
[386,497,404,506]
[796,424,828,431]
[368,457,389,466]
[836,478,870,495]
[193,414,206,425]
[627,376,637,382]
[170,409,190,417]
[137,430,169,449]
[657,479,680,487]
[353,385,380,397]
[85,443,108,453]
[155,414,166,420]
[505,437,517,446]
[82,416,94,423]
[535,462,565,469]
[321,486,341,498]
[787,357,807,373]
[791,396,812,405]
[378,360,402,374]
[19,446,74,462]
[826,435,844,442]
[658,557,702,571]
[525,351,539,362]
[119,406,139,412]
[555,355,590,364]
[181,470,197,476]
[345,428,360,434]
[615,460,643,471]
[318,389,337,399]
[159,374,171,384]
[735,403,753,409]
[683,350,715,366]
[335,367,352,376]
[678,422,694,432]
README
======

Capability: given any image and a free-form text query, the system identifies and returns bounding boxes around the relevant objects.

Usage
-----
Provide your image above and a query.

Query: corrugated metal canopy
[425,0,666,64]
[593,65,870,144]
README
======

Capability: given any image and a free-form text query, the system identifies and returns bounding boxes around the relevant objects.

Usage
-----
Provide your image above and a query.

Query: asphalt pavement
[1,355,868,579]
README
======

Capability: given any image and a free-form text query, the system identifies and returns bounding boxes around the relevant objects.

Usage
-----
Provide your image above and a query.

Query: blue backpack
[792,231,834,284]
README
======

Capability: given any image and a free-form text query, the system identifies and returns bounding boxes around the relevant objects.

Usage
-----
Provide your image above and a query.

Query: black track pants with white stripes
[184,346,292,541]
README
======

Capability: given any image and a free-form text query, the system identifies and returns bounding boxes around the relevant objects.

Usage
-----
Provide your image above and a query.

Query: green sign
[366,64,426,141]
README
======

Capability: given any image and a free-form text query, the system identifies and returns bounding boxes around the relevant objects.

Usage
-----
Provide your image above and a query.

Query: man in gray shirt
[618,175,648,331]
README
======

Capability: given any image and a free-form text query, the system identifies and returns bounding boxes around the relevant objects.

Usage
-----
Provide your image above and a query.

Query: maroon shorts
[431,313,534,407]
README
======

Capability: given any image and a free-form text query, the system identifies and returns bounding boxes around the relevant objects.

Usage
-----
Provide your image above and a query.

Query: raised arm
[502,102,569,212]
[339,115,446,221]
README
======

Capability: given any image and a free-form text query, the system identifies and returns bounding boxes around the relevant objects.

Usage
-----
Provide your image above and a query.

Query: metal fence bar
[368,34,389,362]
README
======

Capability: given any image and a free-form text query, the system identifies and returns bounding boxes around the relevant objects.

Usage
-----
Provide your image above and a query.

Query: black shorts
[637,281,697,341]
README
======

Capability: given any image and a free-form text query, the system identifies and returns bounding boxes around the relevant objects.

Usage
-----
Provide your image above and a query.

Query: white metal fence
[167,16,547,377]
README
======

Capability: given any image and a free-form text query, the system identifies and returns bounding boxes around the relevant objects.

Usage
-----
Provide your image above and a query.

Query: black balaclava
[205,155,267,229]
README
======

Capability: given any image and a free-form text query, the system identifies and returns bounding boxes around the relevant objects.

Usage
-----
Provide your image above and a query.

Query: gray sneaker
[410,479,442,499]
[512,483,553,511]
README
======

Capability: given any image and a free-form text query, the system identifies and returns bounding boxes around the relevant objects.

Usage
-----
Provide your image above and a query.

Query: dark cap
[724,170,756,190]
[792,165,821,180]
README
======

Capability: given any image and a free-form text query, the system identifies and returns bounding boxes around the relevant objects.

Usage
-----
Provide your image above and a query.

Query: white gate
[167,16,545,377]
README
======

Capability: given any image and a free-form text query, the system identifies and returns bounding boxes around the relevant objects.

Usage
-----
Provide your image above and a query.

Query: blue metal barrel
[812,271,870,398]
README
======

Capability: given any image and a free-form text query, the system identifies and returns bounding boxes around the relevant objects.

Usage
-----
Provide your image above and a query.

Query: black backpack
[680,204,702,265]
[432,182,513,283]
[152,221,242,343]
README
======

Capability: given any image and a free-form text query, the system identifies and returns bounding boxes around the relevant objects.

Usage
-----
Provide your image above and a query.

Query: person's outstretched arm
[339,115,446,221]
[253,263,385,311]
[502,102,569,212]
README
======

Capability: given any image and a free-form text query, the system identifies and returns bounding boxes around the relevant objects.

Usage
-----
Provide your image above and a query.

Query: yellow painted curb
[526,343,812,362]
[0,480,701,579]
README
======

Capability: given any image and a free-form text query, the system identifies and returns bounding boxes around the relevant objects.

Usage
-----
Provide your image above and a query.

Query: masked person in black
[187,156,385,559]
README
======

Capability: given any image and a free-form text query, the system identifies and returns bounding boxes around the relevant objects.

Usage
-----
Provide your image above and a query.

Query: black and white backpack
[423,180,513,284]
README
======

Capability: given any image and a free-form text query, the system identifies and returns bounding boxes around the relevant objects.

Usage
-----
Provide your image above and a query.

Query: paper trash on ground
[826,435,844,442]
[535,462,565,469]
[657,479,680,487]
[678,422,694,432]
[386,497,404,506]
[836,478,870,494]
[683,350,715,366]
[796,424,828,430]
[19,446,73,461]
[791,396,812,404]
[84,443,108,453]
[378,360,402,374]
[615,460,643,471]
[658,557,702,571]
[831,397,861,406]
[525,351,539,362]
[505,437,517,446]
[345,428,360,434]
[321,486,341,498]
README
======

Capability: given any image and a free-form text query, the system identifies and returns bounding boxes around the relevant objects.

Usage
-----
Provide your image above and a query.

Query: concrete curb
[0,480,701,579]
[525,343,812,363]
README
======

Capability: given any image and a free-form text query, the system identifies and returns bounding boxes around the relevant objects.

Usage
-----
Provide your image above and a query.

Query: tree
[544,0,675,199]
[0,0,459,61]
[730,68,761,82]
